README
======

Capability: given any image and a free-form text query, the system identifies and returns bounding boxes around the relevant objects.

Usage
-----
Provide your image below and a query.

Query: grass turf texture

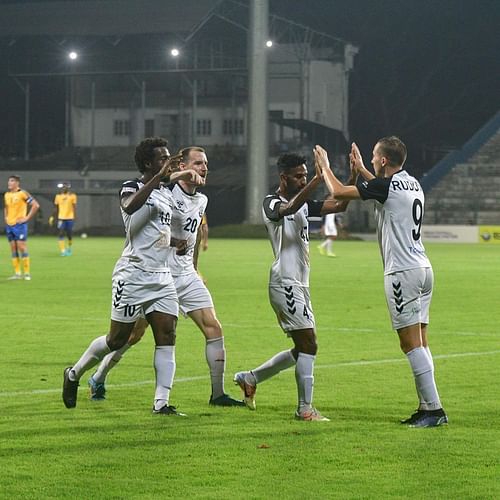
[1,237,498,499]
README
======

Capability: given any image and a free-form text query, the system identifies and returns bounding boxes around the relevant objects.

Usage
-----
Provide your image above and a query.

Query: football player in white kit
[234,153,356,421]
[318,212,338,257]
[87,147,244,407]
[62,137,205,415]
[314,137,448,427]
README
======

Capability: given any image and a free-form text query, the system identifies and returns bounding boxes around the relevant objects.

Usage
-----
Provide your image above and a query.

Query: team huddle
[59,135,447,427]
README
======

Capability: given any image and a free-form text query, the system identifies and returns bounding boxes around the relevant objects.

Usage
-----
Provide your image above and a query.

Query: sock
[251,349,296,384]
[425,345,434,371]
[68,239,72,250]
[92,343,131,384]
[70,335,111,380]
[154,345,176,410]
[21,253,30,274]
[416,346,435,409]
[58,239,65,253]
[326,240,333,254]
[319,240,327,249]
[205,337,226,399]
[406,347,442,411]
[295,352,316,410]
[11,254,20,274]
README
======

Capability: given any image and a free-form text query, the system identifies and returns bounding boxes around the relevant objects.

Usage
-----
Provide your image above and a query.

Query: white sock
[406,347,441,411]
[425,345,434,371]
[326,240,333,253]
[205,337,226,399]
[71,335,111,380]
[416,345,435,409]
[295,352,315,410]
[92,343,131,384]
[154,345,176,410]
[319,240,327,248]
[251,349,296,384]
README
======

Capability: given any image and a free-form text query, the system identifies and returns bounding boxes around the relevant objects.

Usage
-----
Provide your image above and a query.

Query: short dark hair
[376,136,407,167]
[277,153,307,174]
[178,146,206,163]
[134,137,168,173]
[8,175,21,183]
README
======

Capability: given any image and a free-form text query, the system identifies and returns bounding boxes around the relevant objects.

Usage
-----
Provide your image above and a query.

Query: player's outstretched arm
[314,145,360,201]
[122,154,185,214]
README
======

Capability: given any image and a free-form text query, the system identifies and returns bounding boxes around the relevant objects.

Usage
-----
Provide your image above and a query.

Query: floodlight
[266,40,273,48]
[68,51,78,60]
[170,48,180,57]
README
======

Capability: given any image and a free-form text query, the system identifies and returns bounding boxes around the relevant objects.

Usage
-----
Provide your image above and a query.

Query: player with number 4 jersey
[314,137,448,428]
[234,152,356,421]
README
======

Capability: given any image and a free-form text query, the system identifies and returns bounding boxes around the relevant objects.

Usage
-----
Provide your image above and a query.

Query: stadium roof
[0,0,221,37]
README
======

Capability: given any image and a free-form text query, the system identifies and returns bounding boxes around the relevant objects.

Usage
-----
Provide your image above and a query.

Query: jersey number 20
[183,217,198,233]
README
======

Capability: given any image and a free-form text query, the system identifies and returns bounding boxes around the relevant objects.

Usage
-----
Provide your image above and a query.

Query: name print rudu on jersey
[390,179,420,192]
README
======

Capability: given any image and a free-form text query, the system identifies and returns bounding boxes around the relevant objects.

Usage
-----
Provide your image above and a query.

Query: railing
[420,110,500,192]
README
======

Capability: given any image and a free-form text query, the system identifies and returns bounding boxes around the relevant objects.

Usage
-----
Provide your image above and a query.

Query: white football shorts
[384,267,433,330]
[173,272,214,316]
[110,259,178,323]
[269,284,315,333]
[324,215,337,236]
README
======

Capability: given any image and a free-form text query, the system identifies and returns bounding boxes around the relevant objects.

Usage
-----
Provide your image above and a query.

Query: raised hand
[313,145,331,173]
[159,153,183,179]
[350,142,365,172]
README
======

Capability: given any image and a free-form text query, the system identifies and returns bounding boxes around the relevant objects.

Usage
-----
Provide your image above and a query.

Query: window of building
[223,119,244,135]
[196,119,212,136]
[113,119,130,136]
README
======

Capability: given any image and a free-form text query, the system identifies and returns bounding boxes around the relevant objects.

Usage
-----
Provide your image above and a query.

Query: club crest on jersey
[176,200,185,209]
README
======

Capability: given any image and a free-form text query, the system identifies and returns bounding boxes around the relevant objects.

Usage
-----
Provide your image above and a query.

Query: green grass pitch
[1,236,499,498]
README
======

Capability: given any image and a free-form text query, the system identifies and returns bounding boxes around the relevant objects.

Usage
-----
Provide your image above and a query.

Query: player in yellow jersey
[50,182,77,256]
[4,175,40,280]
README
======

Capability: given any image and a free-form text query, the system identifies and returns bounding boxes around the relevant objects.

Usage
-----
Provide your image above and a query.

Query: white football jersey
[118,179,174,272]
[357,170,431,275]
[263,194,323,287]
[167,183,208,277]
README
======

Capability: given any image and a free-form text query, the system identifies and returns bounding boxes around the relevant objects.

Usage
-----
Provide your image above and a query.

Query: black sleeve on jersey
[119,179,140,199]
[357,177,391,203]
[263,195,283,221]
[306,200,324,217]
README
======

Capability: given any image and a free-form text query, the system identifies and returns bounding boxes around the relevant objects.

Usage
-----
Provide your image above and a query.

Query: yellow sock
[22,256,30,275]
[12,257,21,274]
[58,240,66,253]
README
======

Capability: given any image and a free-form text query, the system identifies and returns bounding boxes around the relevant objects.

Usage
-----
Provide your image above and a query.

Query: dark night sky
[1,0,499,173]
[272,0,500,172]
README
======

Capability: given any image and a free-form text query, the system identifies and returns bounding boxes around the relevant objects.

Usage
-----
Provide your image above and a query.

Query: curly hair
[134,137,168,173]
[277,153,307,174]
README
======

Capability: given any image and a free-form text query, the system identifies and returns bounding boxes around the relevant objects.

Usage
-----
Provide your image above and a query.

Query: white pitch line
[1,350,499,399]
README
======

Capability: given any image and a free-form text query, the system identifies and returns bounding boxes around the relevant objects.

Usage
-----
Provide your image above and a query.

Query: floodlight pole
[245,0,269,224]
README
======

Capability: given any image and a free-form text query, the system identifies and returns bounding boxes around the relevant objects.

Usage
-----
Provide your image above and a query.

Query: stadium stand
[423,111,500,225]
